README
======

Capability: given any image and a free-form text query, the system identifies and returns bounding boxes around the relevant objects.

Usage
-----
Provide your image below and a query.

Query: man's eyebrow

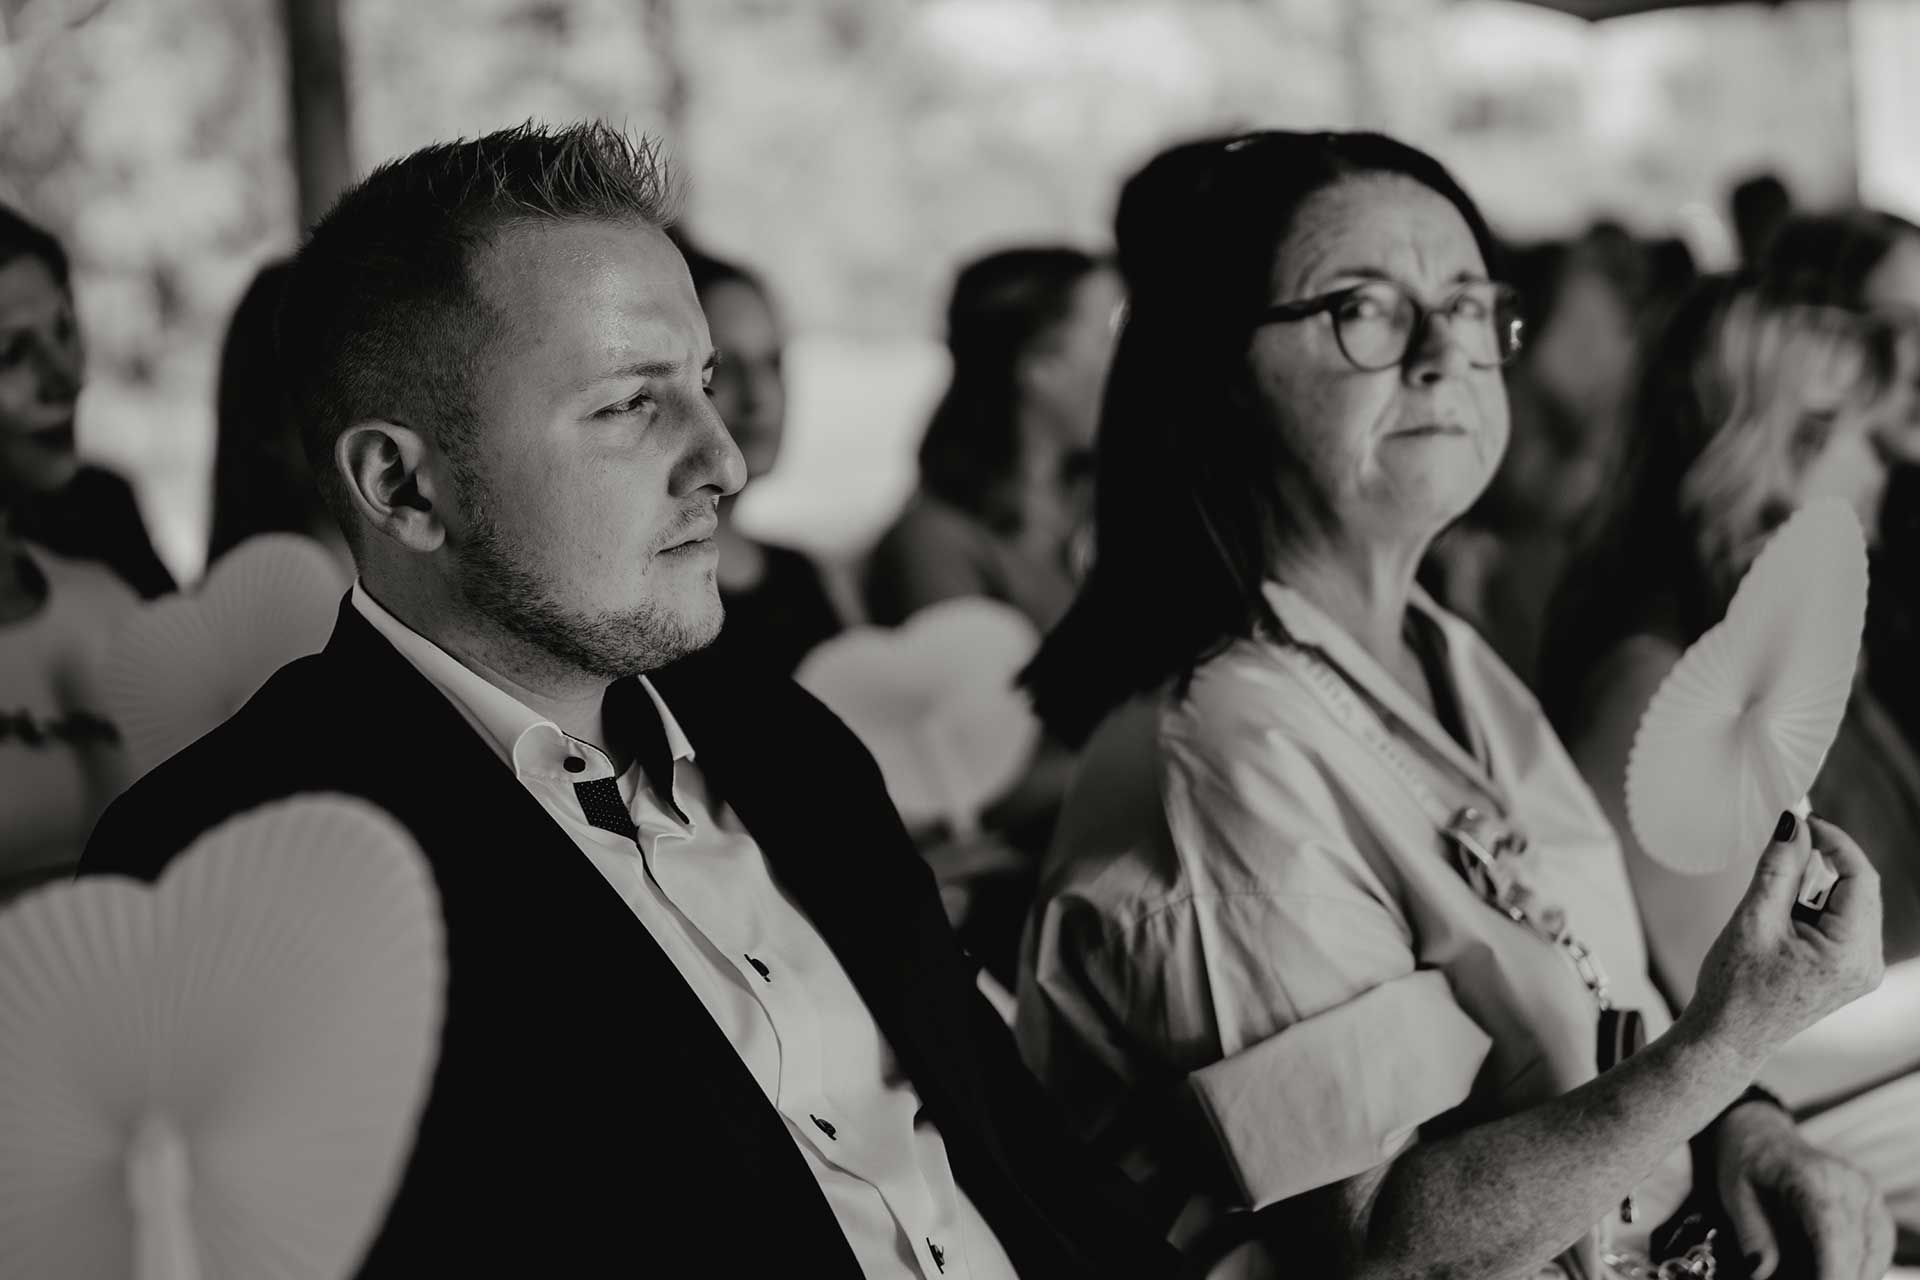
[574,358,682,394]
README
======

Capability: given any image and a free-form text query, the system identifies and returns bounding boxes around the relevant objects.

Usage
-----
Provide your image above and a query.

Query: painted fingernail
[1774,811,1796,843]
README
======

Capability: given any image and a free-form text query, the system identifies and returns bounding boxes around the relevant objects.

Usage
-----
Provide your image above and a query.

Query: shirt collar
[349,582,694,808]
[1259,578,1498,799]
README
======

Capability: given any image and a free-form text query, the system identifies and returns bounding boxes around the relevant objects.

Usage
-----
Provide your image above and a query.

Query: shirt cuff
[1185,968,1491,1209]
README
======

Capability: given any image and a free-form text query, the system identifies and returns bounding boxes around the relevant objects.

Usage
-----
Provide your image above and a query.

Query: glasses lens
[1443,283,1523,368]
[1333,283,1414,370]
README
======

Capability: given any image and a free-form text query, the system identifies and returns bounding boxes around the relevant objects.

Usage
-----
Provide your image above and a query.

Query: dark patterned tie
[573,776,640,844]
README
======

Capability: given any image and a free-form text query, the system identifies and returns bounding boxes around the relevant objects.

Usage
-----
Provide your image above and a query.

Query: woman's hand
[1686,814,1885,1065]
[1710,1101,1895,1280]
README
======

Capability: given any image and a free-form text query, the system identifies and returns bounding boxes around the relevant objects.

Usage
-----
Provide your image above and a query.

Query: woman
[206,257,351,573]
[1427,227,1674,687]
[863,245,1123,633]
[0,203,139,897]
[1545,273,1920,1235]
[0,203,172,598]
[677,238,842,677]
[1014,131,1891,1279]
[1765,212,1920,747]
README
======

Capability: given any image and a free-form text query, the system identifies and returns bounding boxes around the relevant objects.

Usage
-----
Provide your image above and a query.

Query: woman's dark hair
[918,246,1103,532]
[1020,130,1502,747]
[0,201,70,287]
[1763,209,1920,311]
[1539,271,1900,732]
[669,229,767,303]
[207,258,338,563]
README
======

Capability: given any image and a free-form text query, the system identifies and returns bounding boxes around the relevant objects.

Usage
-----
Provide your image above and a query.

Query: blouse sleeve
[1054,710,1493,1211]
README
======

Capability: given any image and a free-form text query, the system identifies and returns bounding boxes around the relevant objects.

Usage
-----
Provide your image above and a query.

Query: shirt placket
[640,817,955,1277]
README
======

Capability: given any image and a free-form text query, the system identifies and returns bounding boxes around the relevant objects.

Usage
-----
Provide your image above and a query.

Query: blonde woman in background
[1544,272,1920,1247]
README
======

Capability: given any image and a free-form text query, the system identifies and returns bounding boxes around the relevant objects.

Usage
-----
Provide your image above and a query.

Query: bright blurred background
[2,0,1916,587]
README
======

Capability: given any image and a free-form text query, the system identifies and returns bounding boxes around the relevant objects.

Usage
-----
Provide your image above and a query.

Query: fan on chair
[0,795,445,1280]
[99,534,349,781]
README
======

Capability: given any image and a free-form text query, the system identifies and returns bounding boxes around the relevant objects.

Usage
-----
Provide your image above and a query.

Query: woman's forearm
[1345,1009,1762,1280]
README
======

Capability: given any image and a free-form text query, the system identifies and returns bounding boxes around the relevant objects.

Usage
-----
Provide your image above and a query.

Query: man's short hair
[0,201,71,289]
[280,121,680,542]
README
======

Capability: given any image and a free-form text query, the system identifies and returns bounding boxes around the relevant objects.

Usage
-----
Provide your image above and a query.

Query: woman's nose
[1406,313,1471,384]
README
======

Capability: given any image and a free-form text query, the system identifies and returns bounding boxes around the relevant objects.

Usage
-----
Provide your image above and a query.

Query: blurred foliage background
[0,0,1884,582]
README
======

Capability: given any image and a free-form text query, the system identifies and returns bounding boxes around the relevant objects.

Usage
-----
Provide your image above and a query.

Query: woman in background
[1,203,172,598]
[1766,211,1920,747]
[1426,226,1673,688]
[206,257,350,573]
[1545,272,1920,1235]
[0,203,140,897]
[864,245,1122,633]
[677,237,842,676]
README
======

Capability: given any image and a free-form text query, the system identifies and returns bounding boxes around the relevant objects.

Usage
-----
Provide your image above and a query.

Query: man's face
[0,255,84,501]
[446,220,746,678]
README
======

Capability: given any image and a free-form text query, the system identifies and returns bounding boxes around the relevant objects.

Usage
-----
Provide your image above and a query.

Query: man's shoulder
[81,650,361,880]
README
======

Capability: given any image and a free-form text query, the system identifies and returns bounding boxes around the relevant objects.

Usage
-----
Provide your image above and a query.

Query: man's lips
[659,520,720,552]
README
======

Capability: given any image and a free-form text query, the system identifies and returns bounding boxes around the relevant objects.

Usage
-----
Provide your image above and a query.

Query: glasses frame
[1256,280,1525,373]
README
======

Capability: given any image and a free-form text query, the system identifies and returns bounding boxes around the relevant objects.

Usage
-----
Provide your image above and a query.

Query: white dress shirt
[353,584,1017,1279]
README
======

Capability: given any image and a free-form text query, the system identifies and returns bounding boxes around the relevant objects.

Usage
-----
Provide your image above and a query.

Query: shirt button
[810,1114,837,1140]
[745,955,772,981]
[928,1239,947,1273]
[563,756,586,773]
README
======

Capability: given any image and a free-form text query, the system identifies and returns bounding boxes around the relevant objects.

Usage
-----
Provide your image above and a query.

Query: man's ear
[336,421,446,554]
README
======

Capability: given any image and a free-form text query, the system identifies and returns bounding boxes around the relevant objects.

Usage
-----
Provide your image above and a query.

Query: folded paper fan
[0,794,445,1280]
[796,596,1043,835]
[101,534,348,780]
[1626,500,1868,874]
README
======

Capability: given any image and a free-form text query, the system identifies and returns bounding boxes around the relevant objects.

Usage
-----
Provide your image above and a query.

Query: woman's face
[1791,396,1894,535]
[1862,233,1920,458]
[1024,264,1125,453]
[1247,174,1509,550]
[0,254,84,501]
[699,277,785,481]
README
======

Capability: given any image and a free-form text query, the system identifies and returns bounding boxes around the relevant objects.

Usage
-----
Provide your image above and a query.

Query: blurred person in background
[1017,130,1892,1280]
[1427,225,1669,688]
[1543,272,1920,1239]
[1766,210,1920,748]
[864,245,1125,984]
[674,235,842,676]
[0,203,172,598]
[206,257,350,573]
[864,245,1122,633]
[0,202,139,898]
[1731,172,1794,268]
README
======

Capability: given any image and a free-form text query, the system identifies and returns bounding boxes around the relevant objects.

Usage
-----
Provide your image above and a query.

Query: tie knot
[573,776,639,842]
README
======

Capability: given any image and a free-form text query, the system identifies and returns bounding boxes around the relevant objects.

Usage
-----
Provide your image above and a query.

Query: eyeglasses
[1256,280,1525,372]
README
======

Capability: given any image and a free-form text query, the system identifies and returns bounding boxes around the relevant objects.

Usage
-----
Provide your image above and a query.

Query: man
[81,123,1177,1278]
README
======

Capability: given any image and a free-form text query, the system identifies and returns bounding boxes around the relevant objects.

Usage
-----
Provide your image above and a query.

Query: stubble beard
[453,467,721,680]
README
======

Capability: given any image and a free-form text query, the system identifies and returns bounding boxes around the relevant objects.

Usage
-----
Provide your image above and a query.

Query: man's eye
[599,392,652,418]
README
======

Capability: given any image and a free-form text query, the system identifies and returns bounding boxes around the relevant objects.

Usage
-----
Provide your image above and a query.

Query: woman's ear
[335,421,446,554]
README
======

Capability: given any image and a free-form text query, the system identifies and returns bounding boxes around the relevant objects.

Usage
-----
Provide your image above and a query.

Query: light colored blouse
[0,543,138,896]
[1016,581,1674,1279]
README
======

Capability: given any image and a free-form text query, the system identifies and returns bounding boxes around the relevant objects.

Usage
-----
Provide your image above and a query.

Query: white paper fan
[1626,499,1868,873]
[796,596,1043,834]
[100,535,349,780]
[0,794,445,1280]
